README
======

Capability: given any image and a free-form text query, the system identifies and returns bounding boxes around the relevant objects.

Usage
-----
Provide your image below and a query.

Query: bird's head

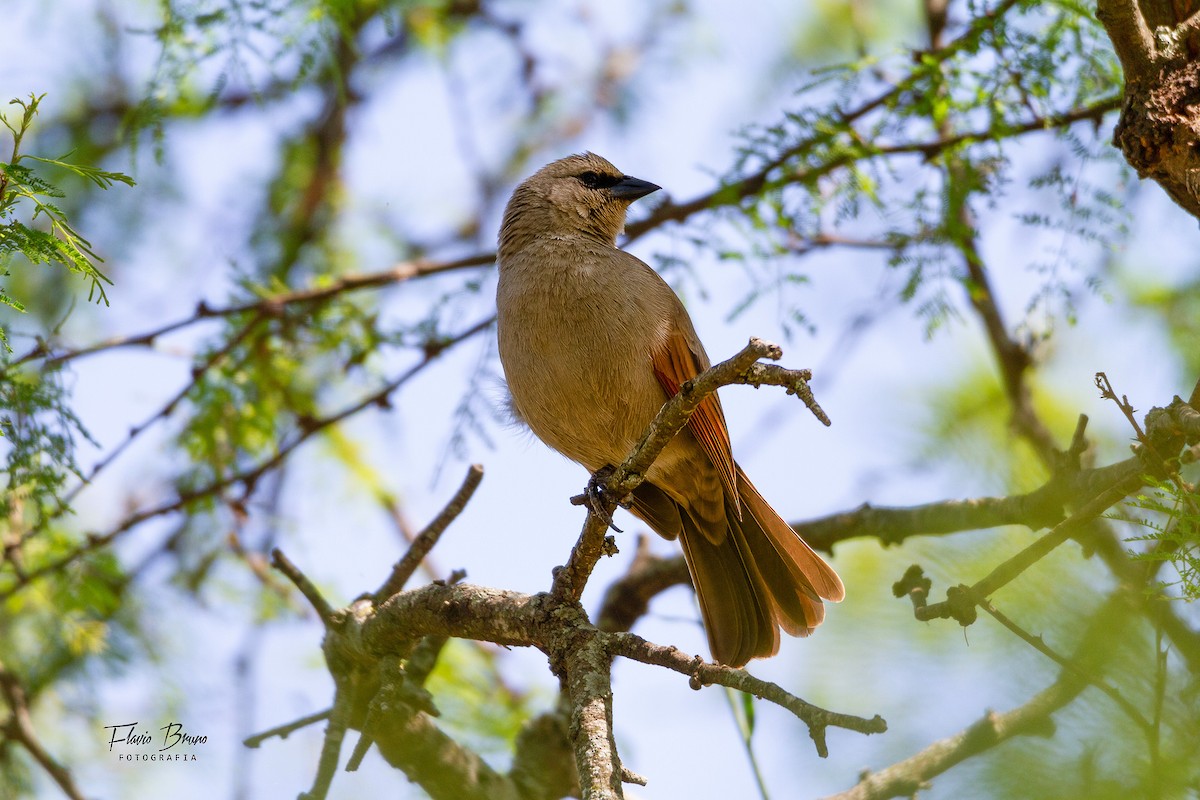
[499,152,660,254]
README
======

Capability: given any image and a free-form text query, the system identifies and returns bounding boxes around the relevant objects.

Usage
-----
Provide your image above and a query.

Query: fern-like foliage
[0,93,134,348]
[1116,477,1200,600]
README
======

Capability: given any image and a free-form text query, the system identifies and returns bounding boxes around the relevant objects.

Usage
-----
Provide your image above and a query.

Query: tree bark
[1099,0,1200,219]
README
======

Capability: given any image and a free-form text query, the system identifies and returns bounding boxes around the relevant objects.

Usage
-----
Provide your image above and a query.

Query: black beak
[609,175,661,201]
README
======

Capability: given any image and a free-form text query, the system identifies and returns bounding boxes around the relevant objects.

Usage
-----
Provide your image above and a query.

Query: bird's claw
[585,466,624,533]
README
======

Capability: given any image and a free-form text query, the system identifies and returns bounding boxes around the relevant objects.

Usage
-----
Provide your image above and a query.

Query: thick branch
[369,700,524,800]
[795,439,1142,551]
[1096,0,1158,76]
[562,638,624,800]
[351,581,879,772]
[361,583,542,651]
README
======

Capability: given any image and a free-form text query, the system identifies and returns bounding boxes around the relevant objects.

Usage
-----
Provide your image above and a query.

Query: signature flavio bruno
[103,723,207,761]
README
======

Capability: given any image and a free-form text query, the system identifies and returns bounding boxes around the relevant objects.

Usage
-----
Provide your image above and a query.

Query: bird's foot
[584,465,624,533]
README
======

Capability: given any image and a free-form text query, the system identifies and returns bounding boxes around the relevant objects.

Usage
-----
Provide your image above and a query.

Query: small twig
[272,548,336,626]
[1095,372,1147,440]
[0,316,493,603]
[3,253,493,376]
[826,593,1131,800]
[620,766,648,787]
[736,362,830,426]
[606,633,886,758]
[820,676,1078,800]
[896,462,1143,627]
[374,464,483,603]
[243,708,332,748]
[227,530,293,602]
[345,725,375,772]
[970,468,1143,600]
[56,311,268,511]
[379,494,443,581]
[1098,373,1200,518]
[979,600,1151,733]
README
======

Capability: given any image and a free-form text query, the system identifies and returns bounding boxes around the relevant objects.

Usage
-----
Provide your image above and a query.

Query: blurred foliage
[0,362,93,529]
[1117,476,1200,600]
[424,639,543,756]
[0,0,1197,798]
[703,0,1126,340]
[1129,276,1200,377]
[911,362,1087,493]
[0,94,132,347]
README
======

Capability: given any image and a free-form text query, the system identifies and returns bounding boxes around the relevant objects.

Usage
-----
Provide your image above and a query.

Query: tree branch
[0,662,87,800]
[1096,0,1158,76]
[625,98,1120,244]
[562,636,624,799]
[374,463,484,603]
[3,252,493,375]
[821,676,1079,800]
[822,593,1129,799]
[552,337,797,602]
[607,634,887,757]
[900,391,1198,627]
[0,317,493,601]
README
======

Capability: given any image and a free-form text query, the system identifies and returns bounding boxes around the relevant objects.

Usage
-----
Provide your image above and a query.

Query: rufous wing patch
[650,330,741,517]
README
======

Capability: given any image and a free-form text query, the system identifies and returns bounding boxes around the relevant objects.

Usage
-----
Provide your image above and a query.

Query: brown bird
[496,152,843,667]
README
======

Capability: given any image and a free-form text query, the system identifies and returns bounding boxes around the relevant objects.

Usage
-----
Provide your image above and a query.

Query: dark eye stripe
[577,171,622,190]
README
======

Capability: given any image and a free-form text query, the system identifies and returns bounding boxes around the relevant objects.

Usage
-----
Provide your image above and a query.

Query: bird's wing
[650,327,741,517]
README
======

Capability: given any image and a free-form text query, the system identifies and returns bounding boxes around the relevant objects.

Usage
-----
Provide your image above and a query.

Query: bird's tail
[679,465,843,667]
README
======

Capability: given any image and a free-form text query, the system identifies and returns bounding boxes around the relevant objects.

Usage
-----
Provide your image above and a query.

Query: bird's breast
[497,250,672,471]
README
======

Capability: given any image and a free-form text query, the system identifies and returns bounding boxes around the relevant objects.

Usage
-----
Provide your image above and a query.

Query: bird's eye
[576,171,619,190]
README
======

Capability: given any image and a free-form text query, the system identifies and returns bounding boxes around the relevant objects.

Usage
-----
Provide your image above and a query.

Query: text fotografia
[104,722,207,761]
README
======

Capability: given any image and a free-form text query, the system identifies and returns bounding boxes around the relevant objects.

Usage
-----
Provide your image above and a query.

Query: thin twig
[58,310,269,510]
[5,255,494,375]
[0,317,493,602]
[624,98,1118,244]
[607,633,886,758]
[272,548,336,626]
[823,593,1129,800]
[243,709,332,748]
[979,600,1151,732]
[972,467,1140,600]
[374,464,483,603]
